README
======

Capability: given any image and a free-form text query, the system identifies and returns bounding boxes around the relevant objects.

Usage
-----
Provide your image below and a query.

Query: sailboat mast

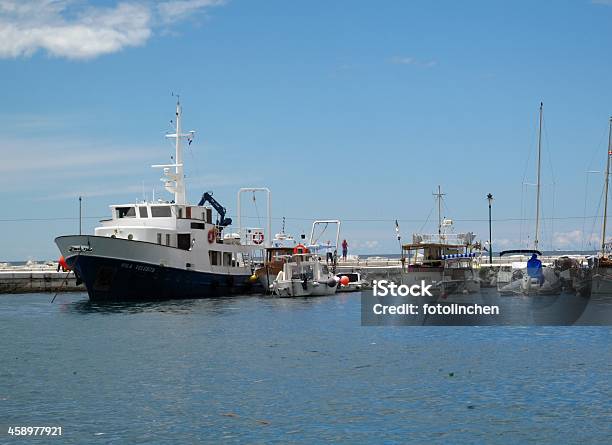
[534,102,543,250]
[601,116,612,256]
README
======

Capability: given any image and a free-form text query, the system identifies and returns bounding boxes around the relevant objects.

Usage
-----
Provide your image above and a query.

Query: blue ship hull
[67,255,261,302]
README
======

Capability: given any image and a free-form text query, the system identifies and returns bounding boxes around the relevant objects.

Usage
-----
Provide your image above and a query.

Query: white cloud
[553,230,599,249]
[592,0,612,5]
[390,56,437,68]
[0,0,225,60]
[0,140,163,174]
[158,0,226,24]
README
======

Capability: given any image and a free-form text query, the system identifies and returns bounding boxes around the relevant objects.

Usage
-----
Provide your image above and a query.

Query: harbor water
[1,292,611,444]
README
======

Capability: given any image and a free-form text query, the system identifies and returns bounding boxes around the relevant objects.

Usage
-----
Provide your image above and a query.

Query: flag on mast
[395,219,401,241]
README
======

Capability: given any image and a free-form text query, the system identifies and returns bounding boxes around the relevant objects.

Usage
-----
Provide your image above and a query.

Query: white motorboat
[271,249,338,297]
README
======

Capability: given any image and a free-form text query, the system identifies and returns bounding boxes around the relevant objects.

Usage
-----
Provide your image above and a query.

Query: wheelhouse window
[151,206,172,217]
[139,207,148,218]
[116,207,136,218]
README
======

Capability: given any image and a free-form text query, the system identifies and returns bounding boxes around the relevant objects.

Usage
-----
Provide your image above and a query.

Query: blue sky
[1,0,611,261]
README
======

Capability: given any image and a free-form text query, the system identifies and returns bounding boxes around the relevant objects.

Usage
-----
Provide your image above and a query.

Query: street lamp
[487,193,493,264]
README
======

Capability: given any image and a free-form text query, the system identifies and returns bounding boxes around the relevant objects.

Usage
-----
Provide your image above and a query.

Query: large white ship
[55,100,265,301]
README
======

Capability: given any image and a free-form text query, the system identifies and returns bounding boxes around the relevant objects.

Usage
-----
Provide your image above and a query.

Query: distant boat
[400,186,481,297]
[335,272,367,292]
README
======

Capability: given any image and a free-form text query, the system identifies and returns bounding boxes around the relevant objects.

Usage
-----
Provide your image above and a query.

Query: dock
[0,262,83,294]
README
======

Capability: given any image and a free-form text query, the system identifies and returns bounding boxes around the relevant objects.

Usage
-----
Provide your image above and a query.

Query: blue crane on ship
[198,192,233,227]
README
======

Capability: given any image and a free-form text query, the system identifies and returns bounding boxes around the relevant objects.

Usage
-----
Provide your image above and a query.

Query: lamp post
[79,196,82,236]
[487,193,493,264]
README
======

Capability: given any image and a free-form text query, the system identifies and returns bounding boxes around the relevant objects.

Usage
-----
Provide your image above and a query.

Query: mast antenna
[152,96,196,205]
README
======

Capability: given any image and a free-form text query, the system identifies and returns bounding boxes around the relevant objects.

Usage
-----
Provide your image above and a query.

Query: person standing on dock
[342,239,348,261]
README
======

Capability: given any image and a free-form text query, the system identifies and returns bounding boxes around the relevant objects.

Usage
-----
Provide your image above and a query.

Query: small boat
[400,187,481,297]
[497,104,562,296]
[590,117,612,296]
[496,250,562,295]
[336,272,367,292]
[254,229,297,290]
[271,248,338,297]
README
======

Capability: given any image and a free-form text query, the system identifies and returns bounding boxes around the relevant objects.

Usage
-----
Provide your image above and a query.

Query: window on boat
[116,207,136,218]
[190,222,205,230]
[151,206,172,217]
[177,233,191,250]
[223,252,232,267]
[166,234,171,246]
[209,251,220,266]
[157,233,162,244]
[139,207,148,218]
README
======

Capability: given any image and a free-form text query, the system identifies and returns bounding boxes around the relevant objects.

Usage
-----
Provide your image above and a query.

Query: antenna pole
[433,185,445,242]
[78,196,82,235]
[601,116,612,256]
[534,102,543,250]
[175,98,185,205]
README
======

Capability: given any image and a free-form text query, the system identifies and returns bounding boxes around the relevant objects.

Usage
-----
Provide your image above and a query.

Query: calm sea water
[1,292,611,444]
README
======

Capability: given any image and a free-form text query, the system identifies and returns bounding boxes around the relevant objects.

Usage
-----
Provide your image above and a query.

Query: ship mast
[154,97,195,205]
[174,99,185,205]
[601,116,612,256]
[433,185,445,242]
[534,102,543,250]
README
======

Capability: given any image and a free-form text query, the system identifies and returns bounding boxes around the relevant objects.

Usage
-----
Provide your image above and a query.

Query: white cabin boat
[55,100,266,301]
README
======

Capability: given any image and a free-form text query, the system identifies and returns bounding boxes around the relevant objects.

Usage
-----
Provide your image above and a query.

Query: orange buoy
[340,275,350,286]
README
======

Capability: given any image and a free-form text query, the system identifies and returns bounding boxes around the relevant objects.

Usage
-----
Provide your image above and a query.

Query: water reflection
[69,298,199,315]
[63,286,612,325]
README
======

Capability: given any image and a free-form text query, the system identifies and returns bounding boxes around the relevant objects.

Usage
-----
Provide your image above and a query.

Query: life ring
[253,232,264,245]
[207,228,217,244]
[293,244,309,254]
